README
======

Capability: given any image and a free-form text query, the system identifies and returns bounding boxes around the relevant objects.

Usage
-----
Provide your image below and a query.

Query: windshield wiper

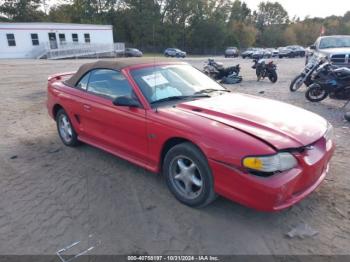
[194,88,230,95]
[150,94,209,104]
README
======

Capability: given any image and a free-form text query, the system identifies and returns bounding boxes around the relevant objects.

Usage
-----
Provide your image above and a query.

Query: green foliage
[254,1,289,31]
[0,0,349,52]
[0,0,46,21]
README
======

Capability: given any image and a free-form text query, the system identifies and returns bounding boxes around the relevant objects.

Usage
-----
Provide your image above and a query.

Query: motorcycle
[203,59,242,84]
[305,62,350,102]
[252,59,278,83]
[290,55,327,92]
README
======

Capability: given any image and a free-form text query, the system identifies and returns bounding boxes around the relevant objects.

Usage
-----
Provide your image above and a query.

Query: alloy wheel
[169,156,203,200]
[58,114,73,143]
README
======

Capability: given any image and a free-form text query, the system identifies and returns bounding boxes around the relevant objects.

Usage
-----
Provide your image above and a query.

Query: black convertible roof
[65,58,178,87]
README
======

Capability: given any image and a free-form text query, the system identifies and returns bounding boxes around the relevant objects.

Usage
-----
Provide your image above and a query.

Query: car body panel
[175,93,328,149]
[225,47,239,57]
[164,48,186,57]
[47,61,335,211]
[124,48,143,57]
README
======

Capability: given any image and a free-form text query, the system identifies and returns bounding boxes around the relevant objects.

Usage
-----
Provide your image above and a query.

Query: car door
[77,69,149,164]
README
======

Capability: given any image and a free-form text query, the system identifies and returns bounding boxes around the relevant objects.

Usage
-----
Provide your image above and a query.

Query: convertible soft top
[65,58,177,87]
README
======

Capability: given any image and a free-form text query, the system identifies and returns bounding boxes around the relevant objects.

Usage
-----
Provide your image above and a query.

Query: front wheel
[163,143,217,207]
[305,84,328,102]
[268,70,278,83]
[290,74,304,92]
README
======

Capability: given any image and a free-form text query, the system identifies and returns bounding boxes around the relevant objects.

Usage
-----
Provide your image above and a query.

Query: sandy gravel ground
[0,57,349,256]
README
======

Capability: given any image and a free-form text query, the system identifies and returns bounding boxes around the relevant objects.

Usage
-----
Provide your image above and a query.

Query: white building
[0,22,121,59]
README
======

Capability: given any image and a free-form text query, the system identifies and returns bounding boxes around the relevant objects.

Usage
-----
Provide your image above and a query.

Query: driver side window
[85,69,134,100]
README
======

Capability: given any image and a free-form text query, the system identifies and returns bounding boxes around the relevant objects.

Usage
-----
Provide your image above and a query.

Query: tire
[56,108,80,147]
[290,74,304,92]
[163,142,217,208]
[268,70,278,83]
[344,112,350,122]
[305,84,328,102]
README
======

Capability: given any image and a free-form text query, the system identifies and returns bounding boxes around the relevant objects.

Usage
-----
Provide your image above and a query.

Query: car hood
[175,93,327,149]
[318,47,350,55]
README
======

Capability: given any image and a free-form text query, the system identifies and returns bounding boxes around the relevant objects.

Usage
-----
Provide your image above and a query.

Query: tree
[255,1,289,31]
[258,24,286,46]
[228,21,257,47]
[229,0,251,23]
[0,0,46,21]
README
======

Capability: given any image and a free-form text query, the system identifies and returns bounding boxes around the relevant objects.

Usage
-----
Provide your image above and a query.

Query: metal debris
[286,223,319,239]
[57,235,96,262]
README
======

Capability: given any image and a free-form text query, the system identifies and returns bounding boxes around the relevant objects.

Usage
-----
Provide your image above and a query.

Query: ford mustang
[47,58,335,211]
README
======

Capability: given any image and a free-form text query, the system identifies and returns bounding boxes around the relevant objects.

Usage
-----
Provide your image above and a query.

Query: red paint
[47,62,335,211]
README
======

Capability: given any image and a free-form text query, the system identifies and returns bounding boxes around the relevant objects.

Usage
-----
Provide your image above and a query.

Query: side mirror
[113,96,140,107]
[309,45,316,50]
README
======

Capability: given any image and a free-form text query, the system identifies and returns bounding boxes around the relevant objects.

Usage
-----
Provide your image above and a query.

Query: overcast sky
[242,0,349,19]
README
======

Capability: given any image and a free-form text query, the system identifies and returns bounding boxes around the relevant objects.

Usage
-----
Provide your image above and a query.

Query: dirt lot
[0,57,349,256]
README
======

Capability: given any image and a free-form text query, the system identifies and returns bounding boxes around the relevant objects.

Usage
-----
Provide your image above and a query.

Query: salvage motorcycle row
[305,61,350,102]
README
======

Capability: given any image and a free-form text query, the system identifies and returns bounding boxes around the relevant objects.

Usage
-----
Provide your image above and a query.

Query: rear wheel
[305,84,328,102]
[56,109,80,147]
[163,143,216,207]
[290,74,304,92]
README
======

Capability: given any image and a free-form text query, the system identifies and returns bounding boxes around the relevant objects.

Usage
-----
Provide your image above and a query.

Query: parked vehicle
[164,48,186,58]
[251,49,272,59]
[47,58,334,211]
[124,48,143,57]
[224,47,239,58]
[252,59,278,83]
[290,55,327,92]
[289,45,306,57]
[203,58,242,84]
[305,61,350,102]
[241,48,257,59]
[267,48,279,57]
[278,47,294,58]
[306,35,350,66]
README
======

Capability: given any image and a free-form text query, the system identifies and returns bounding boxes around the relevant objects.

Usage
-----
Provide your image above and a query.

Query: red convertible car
[47,59,335,211]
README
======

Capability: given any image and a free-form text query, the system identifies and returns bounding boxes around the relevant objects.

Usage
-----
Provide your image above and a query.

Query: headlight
[242,152,298,173]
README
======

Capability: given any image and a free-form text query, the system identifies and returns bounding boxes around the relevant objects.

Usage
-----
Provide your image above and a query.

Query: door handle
[83,104,92,111]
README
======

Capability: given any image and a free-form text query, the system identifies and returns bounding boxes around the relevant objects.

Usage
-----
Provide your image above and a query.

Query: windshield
[130,64,227,104]
[319,37,350,49]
